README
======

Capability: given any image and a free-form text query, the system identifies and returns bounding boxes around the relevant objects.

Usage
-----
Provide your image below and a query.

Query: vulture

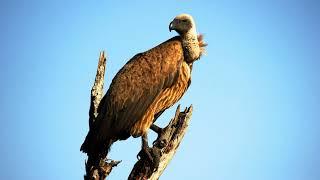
[81,14,206,165]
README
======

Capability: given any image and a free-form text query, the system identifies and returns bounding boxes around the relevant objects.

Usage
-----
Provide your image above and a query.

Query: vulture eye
[182,19,188,22]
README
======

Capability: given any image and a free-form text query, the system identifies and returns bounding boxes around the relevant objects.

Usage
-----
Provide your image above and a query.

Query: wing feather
[97,37,184,139]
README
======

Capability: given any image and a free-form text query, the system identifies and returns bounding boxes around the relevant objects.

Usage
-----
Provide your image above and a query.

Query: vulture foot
[151,124,168,148]
[136,133,161,171]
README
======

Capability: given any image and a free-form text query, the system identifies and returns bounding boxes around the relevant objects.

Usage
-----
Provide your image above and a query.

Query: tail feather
[81,130,114,178]
[80,130,113,158]
[80,130,92,153]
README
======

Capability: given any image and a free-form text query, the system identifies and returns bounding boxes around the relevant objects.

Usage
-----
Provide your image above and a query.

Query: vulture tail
[81,130,114,178]
[80,130,93,154]
[80,129,113,159]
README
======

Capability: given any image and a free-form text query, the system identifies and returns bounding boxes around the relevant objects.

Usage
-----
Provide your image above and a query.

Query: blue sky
[1,0,319,179]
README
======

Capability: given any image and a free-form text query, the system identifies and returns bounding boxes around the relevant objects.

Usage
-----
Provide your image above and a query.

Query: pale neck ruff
[181,28,200,62]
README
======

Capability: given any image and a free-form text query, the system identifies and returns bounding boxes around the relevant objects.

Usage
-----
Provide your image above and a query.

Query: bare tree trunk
[84,51,121,180]
[128,105,193,180]
[83,51,193,180]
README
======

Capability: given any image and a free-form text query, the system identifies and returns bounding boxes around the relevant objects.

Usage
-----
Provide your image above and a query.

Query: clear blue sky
[1,0,319,179]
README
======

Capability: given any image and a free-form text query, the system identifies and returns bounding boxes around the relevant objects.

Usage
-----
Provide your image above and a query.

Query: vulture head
[170,14,207,61]
[169,14,196,35]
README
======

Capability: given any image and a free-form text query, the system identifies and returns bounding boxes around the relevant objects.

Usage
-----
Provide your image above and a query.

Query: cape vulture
[81,13,206,166]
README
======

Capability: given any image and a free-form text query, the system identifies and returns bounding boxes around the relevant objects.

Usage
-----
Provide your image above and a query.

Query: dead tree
[83,51,193,180]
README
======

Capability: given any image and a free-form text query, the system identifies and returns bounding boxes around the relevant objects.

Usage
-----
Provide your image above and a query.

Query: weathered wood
[89,51,106,128]
[84,51,121,180]
[128,105,193,180]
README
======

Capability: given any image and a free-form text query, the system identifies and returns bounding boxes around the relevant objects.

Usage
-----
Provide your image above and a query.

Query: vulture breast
[130,62,191,137]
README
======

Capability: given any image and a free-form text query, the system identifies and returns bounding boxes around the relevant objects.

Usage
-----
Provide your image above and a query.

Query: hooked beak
[169,21,174,32]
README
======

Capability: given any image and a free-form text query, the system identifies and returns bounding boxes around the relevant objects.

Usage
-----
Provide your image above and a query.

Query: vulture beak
[169,21,174,32]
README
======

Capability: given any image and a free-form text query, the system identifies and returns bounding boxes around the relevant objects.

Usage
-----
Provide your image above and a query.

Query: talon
[137,146,154,162]
[153,138,168,148]
[138,133,162,171]
[151,148,161,172]
[144,146,154,162]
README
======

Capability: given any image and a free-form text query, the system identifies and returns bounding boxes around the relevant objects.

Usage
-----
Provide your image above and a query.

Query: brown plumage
[81,14,206,161]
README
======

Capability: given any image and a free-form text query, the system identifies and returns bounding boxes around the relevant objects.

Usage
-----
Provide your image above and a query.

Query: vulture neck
[181,28,200,63]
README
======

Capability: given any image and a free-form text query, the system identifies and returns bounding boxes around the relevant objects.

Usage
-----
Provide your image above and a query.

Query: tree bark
[83,51,193,180]
[128,105,193,180]
[84,51,121,180]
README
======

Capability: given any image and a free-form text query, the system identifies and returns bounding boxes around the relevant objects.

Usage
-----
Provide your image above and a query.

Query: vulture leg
[150,113,168,148]
[137,134,153,162]
[141,133,153,161]
[150,110,165,135]
[137,133,161,171]
[150,124,162,134]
